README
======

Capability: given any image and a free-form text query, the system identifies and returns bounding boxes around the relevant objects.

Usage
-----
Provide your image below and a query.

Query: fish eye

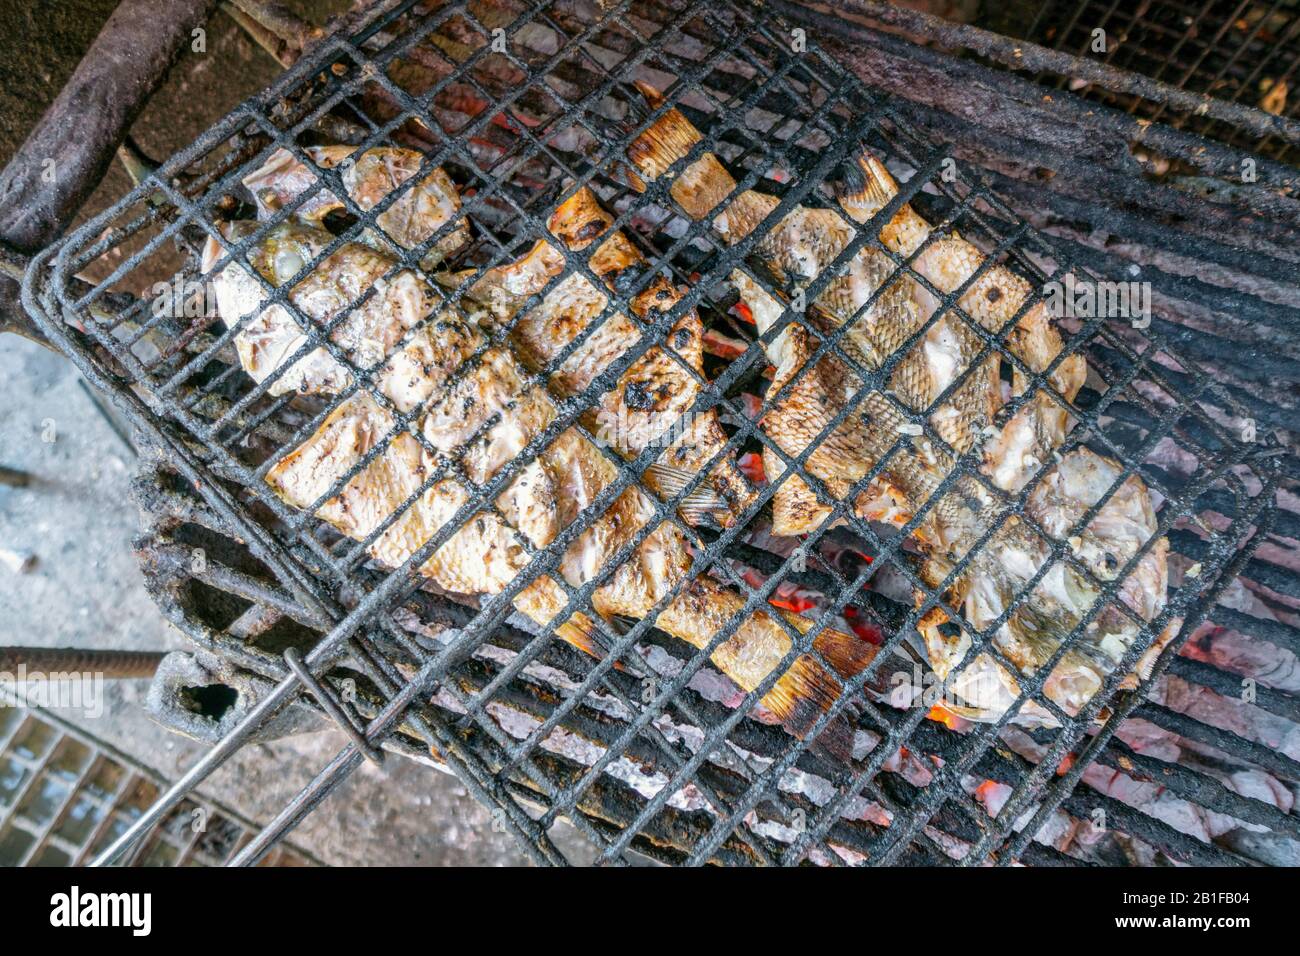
[274,248,305,278]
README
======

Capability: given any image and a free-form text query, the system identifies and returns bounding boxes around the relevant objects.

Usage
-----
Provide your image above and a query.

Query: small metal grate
[21,0,1283,865]
[0,706,315,866]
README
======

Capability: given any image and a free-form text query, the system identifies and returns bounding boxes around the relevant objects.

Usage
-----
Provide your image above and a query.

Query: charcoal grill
[17,0,1292,866]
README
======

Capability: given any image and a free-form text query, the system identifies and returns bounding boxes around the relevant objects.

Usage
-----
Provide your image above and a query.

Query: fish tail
[625,83,738,221]
[626,89,702,181]
[834,144,899,222]
[658,580,874,760]
[834,146,933,256]
[765,654,859,762]
[810,620,881,683]
[516,577,619,664]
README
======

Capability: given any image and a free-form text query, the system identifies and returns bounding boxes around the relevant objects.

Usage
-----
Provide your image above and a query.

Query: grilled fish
[455,186,756,527]
[206,216,875,755]
[201,145,467,398]
[919,446,1173,724]
[626,89,1171,722]
[838,152,1174,721]
[243,147,754,528]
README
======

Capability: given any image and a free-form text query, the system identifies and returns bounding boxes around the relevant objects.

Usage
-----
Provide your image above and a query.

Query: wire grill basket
[22,0,1282,865]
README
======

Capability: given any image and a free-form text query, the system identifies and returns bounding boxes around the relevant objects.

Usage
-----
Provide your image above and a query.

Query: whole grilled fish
[626,89,1172,722]
[836,152,1174,722]
[454,186,756,527]
[205,215,875,755]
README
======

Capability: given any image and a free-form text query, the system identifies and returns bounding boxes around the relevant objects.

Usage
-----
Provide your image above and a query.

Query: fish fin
[834,145,899,221]
[555,611,637,672]
[811,625,880,683]
[606,614,637,637]
[554,612,608,660]
[548,186,615,249]
[897,631,931,669]
[764,654,856,762]
[813,700,862,764]
[644,463,730,524]
[200,233,225,276]
[633,79,666,109]
[939,701,998,723]
[612,161,648,194]
[626,85,703,181]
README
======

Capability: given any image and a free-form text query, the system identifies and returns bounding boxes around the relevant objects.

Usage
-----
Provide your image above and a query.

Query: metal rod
[0,647,165,679]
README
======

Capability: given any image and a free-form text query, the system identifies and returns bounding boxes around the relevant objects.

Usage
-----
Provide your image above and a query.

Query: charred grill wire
[21,0,1289,866]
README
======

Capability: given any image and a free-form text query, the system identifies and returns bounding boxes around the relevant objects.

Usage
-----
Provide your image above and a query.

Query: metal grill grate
[21,0,1283,865]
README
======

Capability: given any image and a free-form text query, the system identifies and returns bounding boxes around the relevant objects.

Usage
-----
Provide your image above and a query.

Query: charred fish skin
[454,185,757,529]
[221,218,873,757]
[626,88,1171,724]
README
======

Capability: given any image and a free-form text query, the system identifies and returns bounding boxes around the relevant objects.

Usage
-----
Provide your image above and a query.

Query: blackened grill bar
[19,0,1292,866]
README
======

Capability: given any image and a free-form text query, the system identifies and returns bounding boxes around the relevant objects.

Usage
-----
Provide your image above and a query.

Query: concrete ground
[0,1,583,867]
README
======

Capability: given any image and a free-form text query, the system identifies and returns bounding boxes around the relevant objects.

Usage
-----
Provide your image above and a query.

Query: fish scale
[839,152,1174,722]
[626,98,993,548]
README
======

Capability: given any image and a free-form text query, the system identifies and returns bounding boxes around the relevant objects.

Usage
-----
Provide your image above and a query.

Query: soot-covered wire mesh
[1005,0,1300,164]
[22,0,1280,865]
